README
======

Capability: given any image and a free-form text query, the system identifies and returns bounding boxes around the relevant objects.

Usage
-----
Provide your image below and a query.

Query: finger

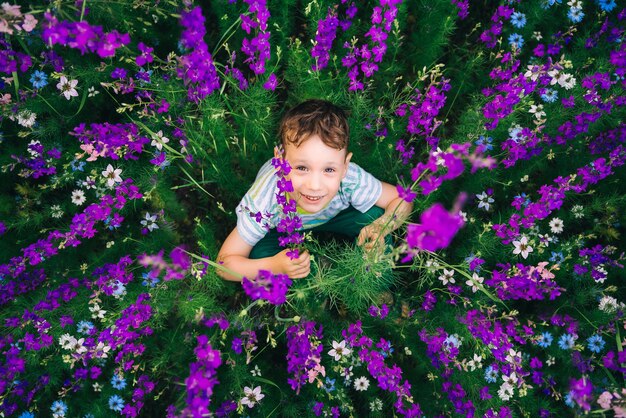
[357,229,367,245]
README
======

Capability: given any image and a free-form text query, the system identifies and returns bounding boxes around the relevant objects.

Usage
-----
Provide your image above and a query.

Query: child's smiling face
[282,134,352,213]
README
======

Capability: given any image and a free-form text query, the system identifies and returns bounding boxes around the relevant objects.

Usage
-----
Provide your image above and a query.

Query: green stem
[80,0,88,21]
[178,164,215,198]
[185,251,241,280]
[274,305,300,323]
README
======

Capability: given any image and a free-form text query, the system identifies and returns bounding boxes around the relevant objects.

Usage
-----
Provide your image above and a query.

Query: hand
[272,249,310,278]
[357,222,387,253]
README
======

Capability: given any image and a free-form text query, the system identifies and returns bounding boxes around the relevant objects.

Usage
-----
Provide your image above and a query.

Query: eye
[324,168,336,173]
[295,166,308,172]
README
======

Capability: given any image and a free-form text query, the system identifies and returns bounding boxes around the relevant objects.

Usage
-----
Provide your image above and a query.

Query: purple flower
[404,204,464,257]
[242,270,292,304]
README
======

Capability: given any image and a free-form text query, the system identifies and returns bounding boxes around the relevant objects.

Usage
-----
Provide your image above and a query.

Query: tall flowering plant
[0,1,625,417]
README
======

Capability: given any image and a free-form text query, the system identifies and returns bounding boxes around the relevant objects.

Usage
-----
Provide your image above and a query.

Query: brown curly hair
[279,99,349,152]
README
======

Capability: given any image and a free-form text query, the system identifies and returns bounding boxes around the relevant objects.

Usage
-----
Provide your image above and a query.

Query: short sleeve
[343,162,383,213]
[235,160,278,247]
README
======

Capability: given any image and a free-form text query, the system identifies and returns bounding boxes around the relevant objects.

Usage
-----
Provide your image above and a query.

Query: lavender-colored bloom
[311,13,339,71]
[286,321,324,394]
[569,377,593,411]
[242,270,292,305]
[41,13,130,58]
[404,203,464,257]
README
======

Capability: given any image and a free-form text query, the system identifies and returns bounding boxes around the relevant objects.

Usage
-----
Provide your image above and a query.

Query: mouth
[301,193,325,203]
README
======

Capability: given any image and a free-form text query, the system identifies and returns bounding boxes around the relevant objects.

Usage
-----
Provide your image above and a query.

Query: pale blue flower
[541,89,558,103]
[510,12,527,28]
[30,70,48,89]
[50,400,68,417]
[508,33,524,49]
[568,7,584,23]
[108,395,125,412]
[587,334,605,353]
[564,391,575,407]
[70,159,86,172]
[558,333,576,350]
[598,0,616,12]
[484,365,498,383]
[18,412,35,418]
[475,135,493,151]
[537,332,553,348]
[549,252,564,264]
[77,320,94,334]
[111,374,127,390]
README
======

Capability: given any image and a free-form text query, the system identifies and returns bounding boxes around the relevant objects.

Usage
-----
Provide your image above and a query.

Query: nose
[307,173,322,191]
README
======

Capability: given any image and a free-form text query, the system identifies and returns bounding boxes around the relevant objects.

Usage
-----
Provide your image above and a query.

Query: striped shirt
[236,159,382,247]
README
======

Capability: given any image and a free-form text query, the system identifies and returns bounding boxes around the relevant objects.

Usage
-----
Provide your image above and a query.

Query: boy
[217,99,412,281]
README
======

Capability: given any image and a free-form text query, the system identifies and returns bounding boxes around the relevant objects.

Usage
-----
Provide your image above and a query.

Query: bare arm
[216,227,310,282]
[357,181,413,251]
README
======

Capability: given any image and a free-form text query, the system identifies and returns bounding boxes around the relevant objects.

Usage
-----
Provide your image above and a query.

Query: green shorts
[249,205,385,259]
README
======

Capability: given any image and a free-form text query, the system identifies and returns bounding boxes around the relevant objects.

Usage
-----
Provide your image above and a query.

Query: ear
[343,152,353,177]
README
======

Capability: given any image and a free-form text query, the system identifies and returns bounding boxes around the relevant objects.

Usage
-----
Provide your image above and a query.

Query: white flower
[328,340,351,361]
[548,68,561,85]
[58,333,76,350]
[503,372,518,385]
[529,104,546,119]
[512,236,533,259]
[459,210,468,222]
[532,31,543,41]
[438,268,456,285]
[51,204,64,218]
[251,365,262,377]
[56,76,78,100]
[93,342,111,359]
[26,140,42,157]
[524,65,541,81]
[425,259,440,273]
[16,109,37,128]
[71,337,87,354]
[572,204,584,218]
[557,73,576,90]
[465,273,484,293]
[476,191,494,211]
[240,386,265,408]
[151,130,170,151]
[71,189,86,206]
[549,218,564,234]
[140,212,159,232]
[506,349,521,365]
[87,86,99,97]
[567,0,582,8]
[598,295,624,313]
[101,164,122,188]
[369,398,383,412]
[93,382,102,392]
[353,376,370,391]
[467,353,483,371]
[89,303,106,320]
[498,381,515,401]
